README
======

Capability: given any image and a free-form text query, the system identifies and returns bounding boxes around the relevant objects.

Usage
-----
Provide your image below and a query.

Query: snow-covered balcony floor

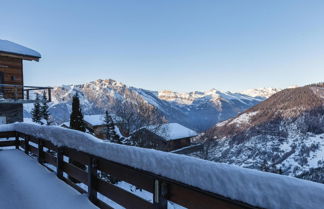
[0,150,97,209]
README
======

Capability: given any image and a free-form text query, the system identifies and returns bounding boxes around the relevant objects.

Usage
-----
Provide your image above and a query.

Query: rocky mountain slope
[24,79,280,132]
[195,83,324,183]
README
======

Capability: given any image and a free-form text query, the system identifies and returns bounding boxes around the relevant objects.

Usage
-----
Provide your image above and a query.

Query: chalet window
[11,76,16,81]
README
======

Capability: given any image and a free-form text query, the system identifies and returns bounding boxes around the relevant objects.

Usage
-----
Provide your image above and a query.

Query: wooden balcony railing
[0,131,257,209]
[0,84,52,103]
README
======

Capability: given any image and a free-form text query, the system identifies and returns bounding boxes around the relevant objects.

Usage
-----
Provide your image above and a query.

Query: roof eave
[162,135,198,141]
[0,51,41,62]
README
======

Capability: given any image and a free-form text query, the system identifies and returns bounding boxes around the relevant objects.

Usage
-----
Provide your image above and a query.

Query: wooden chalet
[0,40,52,124]
[83,114,123,139]
[132,123,198,151]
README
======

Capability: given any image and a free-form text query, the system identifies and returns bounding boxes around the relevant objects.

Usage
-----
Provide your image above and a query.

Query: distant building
[83,114,123,139]
[60,114,123,139]
[131,123,198,151]
[0,40,52,124]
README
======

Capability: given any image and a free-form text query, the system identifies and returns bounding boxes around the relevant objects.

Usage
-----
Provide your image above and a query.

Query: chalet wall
[0,56,23,99]
[132,129,192,151]
[0,56,24,123]
[0,104,23,123]
[132,129,167,150]
[167,138,191,151]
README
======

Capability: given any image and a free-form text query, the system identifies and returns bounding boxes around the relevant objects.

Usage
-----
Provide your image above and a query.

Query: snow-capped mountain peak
[156,87,277,106]
[25,78,279,132]
[239,87,281,98]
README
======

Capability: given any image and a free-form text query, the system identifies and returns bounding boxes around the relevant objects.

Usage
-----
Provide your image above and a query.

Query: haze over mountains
[24,79,280,132]
[194,83,324,183]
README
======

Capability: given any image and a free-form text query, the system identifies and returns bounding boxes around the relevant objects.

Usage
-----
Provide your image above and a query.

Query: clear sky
[1,0,324,92]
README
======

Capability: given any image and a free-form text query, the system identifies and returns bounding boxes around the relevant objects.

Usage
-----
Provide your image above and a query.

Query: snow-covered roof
[83,114,123,126]
[145,123,197,141]
[0,40,41,59]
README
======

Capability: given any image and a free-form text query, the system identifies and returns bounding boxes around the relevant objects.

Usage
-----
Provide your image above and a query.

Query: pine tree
[31,93,42,124]
[100,111,121,184]
[70,93,86,132]
[41,91,51,125]
[104,110,120,143]
[68,93,86,183]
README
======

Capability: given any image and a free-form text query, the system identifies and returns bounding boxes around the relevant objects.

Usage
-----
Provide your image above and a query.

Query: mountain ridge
[194,83,324,183]
[24,79,281,132]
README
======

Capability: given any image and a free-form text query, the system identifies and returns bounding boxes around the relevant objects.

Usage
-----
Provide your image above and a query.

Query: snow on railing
[1,123,324,209]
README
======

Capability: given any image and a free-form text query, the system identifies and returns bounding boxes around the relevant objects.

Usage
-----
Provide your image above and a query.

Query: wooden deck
[0,150,97,209]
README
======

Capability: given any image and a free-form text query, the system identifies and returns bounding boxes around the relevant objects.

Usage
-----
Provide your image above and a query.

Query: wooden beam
[0,131,16,138]
[88,157,98,203]
[38,139,44,164]
[95,178,154,209]
[0,140,16,147]
[44,151,57,167]
[57,147,64,179]
[24,136,30,155]
[62,161,88,185]
[15,133,19,149]
[0,52,40,61]
[153,180,168,209]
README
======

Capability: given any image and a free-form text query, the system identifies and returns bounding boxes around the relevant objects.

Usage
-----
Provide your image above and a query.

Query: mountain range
[24,79,280,132]
[193,83,324,183]
[24,79,324,184]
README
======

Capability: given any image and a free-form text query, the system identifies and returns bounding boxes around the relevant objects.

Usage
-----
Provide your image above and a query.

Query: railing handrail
[0,84,52,101]
[24,85,53,90]
[0,84,53,89]
[0,130,257,209]
[0,84,23,87]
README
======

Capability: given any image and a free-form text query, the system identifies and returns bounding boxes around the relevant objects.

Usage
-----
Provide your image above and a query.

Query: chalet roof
[83,114,123,126]
[0,40,41,60]
[144,123,198,141]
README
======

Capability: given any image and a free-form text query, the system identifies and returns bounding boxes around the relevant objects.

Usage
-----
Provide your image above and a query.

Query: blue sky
[1,0,324,92]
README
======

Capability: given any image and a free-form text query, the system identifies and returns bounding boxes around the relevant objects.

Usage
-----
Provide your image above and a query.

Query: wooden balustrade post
[24,136,30,155]
[88,157,98,203]
[153,179,168,209]
[38,139,44,164]
[57,147,64,179]
[15,133,19,149]
[26,90,30,100]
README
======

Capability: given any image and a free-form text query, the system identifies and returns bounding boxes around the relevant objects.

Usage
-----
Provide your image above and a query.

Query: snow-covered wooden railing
[0,123,324,209]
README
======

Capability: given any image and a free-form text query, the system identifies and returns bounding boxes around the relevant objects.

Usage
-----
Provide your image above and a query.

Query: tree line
[31,92,51,125]
[32,93,121,143]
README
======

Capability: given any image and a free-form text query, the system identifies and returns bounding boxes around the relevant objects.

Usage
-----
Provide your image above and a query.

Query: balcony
[0,123,323,209]
[0,84,53,104]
